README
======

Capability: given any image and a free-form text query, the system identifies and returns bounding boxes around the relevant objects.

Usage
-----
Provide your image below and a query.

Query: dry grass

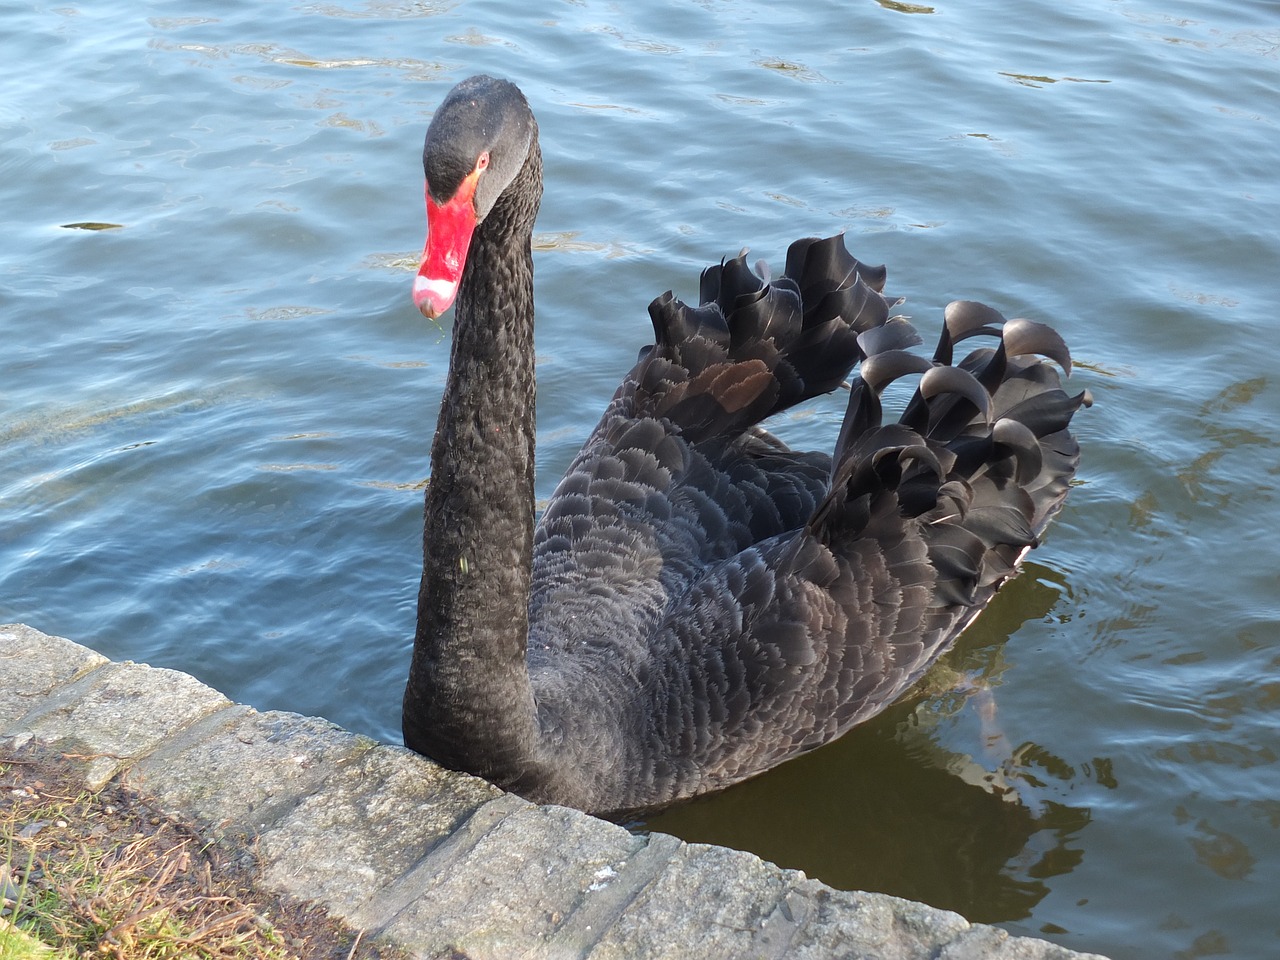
[0,748,406,960]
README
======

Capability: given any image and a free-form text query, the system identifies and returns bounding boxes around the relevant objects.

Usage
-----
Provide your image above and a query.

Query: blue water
[3,1,1278,957]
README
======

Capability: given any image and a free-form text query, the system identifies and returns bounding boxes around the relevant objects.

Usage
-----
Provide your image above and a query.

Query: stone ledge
[0,623,1109,960]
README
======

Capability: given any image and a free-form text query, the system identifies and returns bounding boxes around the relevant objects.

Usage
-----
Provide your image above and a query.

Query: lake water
[3,1,1278,957]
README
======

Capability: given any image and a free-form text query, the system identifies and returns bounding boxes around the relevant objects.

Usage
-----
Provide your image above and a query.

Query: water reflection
[644,565,1105,924]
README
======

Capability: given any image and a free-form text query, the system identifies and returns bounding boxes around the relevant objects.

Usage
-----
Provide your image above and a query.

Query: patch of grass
[0,749,404,960]
[1,915,73,958]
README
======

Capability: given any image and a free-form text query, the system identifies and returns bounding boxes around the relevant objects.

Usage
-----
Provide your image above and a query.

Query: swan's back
[524,236,1087,812]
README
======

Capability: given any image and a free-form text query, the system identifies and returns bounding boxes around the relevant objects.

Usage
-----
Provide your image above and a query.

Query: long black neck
[403,140,544,786]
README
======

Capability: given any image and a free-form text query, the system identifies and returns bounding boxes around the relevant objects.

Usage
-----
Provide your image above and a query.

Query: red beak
[414,173,479,319]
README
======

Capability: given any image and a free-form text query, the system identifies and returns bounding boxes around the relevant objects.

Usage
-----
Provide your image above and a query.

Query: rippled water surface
[4,1,1279,957]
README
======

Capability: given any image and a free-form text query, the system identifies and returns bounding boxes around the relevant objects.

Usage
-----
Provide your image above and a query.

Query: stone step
[1,623,1109,960]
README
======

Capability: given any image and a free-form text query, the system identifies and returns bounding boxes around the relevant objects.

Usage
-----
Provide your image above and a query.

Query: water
[3,1,1277,956]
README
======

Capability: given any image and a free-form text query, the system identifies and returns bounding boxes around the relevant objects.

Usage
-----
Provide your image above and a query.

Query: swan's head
[415,75,536,319]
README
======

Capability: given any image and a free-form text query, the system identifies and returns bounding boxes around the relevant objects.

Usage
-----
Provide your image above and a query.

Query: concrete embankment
[1,623,1109,959]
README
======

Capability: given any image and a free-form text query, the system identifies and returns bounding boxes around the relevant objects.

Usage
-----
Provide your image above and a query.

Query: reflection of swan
[401,75,1090,815]
[903,561,1094,805]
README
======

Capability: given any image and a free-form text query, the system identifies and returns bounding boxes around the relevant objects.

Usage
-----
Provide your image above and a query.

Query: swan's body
[402,75,1088,815]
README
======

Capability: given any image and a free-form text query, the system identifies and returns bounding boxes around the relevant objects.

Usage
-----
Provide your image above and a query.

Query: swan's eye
[475,152,490,173]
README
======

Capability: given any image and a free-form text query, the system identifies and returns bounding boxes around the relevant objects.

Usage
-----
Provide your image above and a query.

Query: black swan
[401,75,1089,816]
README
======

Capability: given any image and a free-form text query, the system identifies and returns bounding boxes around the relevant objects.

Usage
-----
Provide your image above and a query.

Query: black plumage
[401,75,1090,815]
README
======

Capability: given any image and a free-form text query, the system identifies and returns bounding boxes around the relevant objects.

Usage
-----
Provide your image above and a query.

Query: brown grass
[0,746,407,960]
